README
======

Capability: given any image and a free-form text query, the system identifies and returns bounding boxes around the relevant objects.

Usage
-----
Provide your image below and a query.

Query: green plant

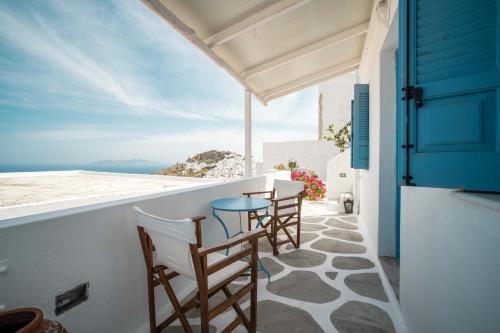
[287,159,299,171]
[324,121,352,152]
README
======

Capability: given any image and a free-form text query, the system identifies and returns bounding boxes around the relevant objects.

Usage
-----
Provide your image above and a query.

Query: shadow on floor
[379,256,400,300]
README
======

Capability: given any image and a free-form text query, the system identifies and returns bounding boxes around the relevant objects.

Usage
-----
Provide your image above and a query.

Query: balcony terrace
[176,200,403,332]
[0,171,404,332]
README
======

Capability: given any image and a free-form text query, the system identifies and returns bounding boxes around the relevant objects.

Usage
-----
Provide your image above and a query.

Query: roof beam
[260,58,360,102]
[242,22,369,79]
[204,0,313,48]
[141,0,266,105]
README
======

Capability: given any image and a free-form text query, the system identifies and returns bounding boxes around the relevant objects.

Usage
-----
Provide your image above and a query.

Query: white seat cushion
[207,252,249,289]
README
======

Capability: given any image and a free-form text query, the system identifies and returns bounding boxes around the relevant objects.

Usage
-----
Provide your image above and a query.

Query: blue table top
[210,197,271,212]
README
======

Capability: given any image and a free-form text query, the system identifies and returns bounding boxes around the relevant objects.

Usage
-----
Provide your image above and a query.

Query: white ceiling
[142,0,374,104]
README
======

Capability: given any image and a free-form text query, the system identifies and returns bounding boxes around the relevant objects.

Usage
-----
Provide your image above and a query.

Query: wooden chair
[134,206,263,333]
[244,179,304,255]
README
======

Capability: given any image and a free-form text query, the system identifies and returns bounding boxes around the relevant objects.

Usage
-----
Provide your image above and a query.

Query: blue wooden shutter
[350,99,354,166]
[399,0,500,192]
[352,84,369,169]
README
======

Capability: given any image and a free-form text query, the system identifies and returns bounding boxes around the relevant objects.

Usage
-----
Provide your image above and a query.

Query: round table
[210,197,270,212]
[209,196,272,281]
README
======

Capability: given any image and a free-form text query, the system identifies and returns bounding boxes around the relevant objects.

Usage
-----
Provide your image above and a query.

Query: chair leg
[250,238,258,333]
[281,223,298,249]
[146,272,156,333]
[271,217,279,256]
[200,295,209,333]
[296,217,301,249]
[160,277,194,333]
[222,286,251,330]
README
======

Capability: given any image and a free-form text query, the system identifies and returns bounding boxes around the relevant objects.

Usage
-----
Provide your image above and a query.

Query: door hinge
[402,86,423,107]
[402,175,416,186]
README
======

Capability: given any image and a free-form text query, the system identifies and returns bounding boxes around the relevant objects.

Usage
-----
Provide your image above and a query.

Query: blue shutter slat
[352,84,369,169]
[399,0,500,192]
[351,100,354,168]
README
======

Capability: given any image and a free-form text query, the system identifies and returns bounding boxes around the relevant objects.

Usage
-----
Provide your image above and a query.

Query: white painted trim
[244,90,252,177]
[242,22,369,79]
[203,0,313,48]
[140,0,267,105]
[262,59,360,101]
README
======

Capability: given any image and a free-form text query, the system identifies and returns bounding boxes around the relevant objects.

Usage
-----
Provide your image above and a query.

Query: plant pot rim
[0,307,43,333]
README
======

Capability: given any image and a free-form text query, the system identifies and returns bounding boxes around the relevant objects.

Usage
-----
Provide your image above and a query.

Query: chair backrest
[273,179,304,214]
[133,206,197,280]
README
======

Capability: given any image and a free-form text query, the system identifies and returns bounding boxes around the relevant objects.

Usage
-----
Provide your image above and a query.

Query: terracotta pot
[0,308,43,333]
[0,308,67,333]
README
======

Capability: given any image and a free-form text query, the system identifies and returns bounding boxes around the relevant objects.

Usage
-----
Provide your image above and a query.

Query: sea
[0,164,166,175]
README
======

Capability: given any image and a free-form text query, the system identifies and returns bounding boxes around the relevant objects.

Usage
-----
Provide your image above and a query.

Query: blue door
[399,0,500,192]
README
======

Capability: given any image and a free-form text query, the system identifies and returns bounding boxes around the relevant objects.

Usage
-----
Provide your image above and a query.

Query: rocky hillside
[156,150,249,179]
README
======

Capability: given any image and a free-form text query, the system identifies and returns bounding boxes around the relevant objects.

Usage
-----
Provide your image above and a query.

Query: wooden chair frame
[244,190,303,256]
[137,216,263,333]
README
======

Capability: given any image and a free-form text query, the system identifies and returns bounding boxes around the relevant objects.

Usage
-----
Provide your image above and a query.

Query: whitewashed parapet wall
[326,149,355,201]
[0,172,288,333]
[262,140,338,180]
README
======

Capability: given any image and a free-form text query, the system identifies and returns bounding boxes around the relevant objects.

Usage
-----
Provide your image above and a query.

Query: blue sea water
[0,164,166,175]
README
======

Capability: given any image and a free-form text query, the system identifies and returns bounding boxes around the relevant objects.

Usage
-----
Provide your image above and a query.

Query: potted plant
[287,159,299,171]
[291,169,326,201]
[0,308,67,333]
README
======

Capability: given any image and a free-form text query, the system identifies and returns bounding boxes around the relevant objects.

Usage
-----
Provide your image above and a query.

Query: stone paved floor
[167,201,406,333]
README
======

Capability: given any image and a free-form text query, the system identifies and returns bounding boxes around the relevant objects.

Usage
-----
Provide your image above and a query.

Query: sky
[0,0,318,165]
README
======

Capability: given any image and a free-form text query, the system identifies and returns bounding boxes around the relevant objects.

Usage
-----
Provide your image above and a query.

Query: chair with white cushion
[134,206,262,333]
[244,179,304,255]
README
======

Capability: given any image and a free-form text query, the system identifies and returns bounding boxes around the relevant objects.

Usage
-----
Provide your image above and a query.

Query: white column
[244,90,252,177]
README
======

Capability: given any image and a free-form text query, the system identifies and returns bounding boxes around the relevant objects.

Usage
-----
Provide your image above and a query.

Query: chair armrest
[198,228,264,256]
[242,190,274,197]
[191,216,206,223]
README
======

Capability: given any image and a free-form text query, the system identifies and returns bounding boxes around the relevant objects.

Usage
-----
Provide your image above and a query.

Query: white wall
[400,188,500,333]
[354,1,500,332]
[262,140,338,180]
[326,149,355,200]
[356,0,399,256]
[0,172,287,333]
[319,72,356,139]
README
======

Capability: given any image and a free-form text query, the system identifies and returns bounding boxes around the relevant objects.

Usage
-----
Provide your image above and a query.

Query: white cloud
[0,1,319,165]
[0,3,217,120]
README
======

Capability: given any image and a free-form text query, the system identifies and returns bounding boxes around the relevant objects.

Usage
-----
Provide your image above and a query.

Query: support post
[244,90,252,177]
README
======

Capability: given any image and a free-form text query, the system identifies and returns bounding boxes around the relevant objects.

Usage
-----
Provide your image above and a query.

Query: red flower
[291,169,326,200]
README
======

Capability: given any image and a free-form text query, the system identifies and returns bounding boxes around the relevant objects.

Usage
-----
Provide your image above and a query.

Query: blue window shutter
[399,0,500,192]
[350,99,354,167]
[352,84,369,169]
